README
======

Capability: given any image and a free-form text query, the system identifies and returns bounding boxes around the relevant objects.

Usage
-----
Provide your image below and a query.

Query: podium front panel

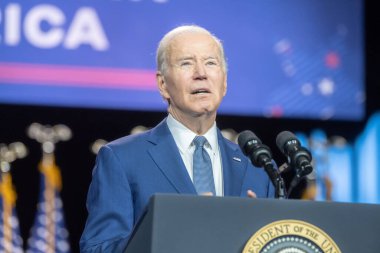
[126,194,380,253]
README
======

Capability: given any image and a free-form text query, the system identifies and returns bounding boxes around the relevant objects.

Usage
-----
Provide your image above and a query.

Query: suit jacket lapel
[147,119,197,194]
[218,131,247,196]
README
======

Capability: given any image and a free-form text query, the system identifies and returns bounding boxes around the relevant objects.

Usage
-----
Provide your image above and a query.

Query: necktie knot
[193,136,207,148]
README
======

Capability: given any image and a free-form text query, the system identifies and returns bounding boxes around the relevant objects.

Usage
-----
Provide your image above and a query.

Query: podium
[125,194,380,253]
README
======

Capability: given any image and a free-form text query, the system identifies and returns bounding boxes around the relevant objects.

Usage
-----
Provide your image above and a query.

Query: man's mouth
[191,89,210,94]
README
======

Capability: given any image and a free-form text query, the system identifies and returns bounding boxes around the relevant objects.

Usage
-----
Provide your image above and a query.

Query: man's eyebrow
[175,56,219,62]
[203,56,219,60]
[177,56,195,61]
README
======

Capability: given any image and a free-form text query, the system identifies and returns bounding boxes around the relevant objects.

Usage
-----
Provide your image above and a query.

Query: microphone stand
[275,176,286,199]
[262,159,287,199]
[284,160,314,197]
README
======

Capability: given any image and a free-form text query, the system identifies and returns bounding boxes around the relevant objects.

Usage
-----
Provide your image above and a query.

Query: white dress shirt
[166,114,224,196]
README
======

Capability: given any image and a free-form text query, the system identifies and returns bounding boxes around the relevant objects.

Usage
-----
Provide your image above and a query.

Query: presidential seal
[242,219,341,253]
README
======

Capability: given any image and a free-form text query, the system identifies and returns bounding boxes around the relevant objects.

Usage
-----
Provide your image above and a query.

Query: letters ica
[0,3,109,51]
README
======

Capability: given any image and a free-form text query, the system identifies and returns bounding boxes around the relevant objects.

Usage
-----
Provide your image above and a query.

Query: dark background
[0,1,379,252]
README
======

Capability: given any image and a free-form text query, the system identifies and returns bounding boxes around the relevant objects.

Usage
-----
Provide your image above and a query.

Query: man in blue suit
[80,25,274,252]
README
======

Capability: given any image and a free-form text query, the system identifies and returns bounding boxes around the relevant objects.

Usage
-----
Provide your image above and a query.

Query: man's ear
[156,71,170,100]
[223,79,227,97]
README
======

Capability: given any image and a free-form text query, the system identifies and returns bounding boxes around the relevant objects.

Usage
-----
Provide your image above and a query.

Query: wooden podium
[125,194,380,253]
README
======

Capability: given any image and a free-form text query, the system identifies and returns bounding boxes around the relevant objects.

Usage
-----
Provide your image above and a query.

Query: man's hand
[200,191,257,198]
[247,190,257,198]
[200,192,214,196]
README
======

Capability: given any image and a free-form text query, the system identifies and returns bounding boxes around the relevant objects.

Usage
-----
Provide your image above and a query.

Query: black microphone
[238,130,272,168]
[276,131,313,179]
[238,130,286,199]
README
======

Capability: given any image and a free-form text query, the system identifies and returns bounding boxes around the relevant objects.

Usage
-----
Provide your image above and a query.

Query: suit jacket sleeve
[242,158,276,198]
[80,145,133,253]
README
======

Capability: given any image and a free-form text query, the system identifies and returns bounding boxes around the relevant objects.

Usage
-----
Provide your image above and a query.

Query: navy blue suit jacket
[80,119,274,252]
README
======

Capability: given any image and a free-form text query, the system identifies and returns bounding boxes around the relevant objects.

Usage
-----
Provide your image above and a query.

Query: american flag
[26,155,71,253]
[0,172,24,253]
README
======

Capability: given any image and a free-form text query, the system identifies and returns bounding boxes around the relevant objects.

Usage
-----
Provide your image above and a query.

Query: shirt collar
[166,114,218,152]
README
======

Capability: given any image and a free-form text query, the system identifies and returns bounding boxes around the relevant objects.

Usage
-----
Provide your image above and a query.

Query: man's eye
[180,61,192,66]
[206,61,217,65]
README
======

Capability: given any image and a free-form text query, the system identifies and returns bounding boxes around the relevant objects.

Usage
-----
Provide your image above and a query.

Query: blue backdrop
[0,0,364,120]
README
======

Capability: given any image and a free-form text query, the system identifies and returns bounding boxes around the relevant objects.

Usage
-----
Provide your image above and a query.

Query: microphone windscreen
[237,130,260,152]
[276,131,296,152]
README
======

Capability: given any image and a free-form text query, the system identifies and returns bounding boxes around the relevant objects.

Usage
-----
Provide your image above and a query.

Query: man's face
[157,32,227,119]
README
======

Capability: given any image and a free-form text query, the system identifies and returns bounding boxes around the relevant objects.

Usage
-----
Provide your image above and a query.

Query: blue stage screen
[0,0,364,120]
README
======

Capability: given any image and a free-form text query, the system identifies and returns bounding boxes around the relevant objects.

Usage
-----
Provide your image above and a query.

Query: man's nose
[193,63,207,80]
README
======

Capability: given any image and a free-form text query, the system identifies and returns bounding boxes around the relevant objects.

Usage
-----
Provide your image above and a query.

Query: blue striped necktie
[192,136,216,195]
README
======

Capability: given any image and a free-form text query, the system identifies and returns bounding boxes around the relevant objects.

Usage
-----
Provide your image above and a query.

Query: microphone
[238,130,272,168]
[238,130,286,198]
[276,131,313,179]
